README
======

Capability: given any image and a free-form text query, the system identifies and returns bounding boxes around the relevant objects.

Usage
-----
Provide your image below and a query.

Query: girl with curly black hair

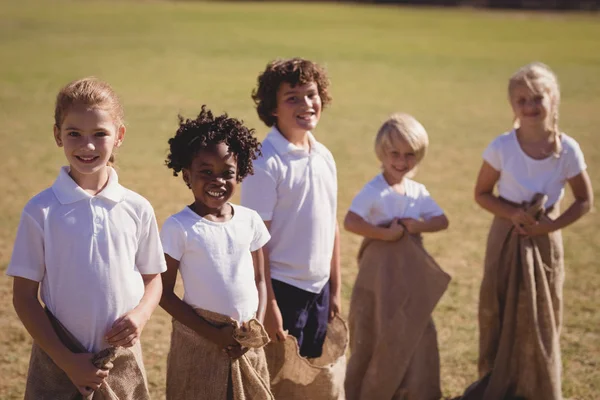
[159,106,274,400]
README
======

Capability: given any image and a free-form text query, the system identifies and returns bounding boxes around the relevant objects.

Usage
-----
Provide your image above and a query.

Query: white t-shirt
[349,174,444,226]
[7,167,167,352]
[241,127,337,294]
[160,204,270,323]
[483,130,587,207]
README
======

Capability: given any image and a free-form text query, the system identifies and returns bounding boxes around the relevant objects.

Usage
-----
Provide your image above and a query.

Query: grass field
[1,0,599,398]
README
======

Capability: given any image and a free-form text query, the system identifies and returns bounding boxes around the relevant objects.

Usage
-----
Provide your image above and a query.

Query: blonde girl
[8,77,166,399]
[472,62,593,400]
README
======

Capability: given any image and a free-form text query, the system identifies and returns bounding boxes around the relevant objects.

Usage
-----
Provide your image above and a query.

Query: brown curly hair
[252,58,332,127]
[165,105,261,183]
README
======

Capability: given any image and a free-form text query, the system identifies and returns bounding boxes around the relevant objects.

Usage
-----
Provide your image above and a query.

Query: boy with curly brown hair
[241,58,341,359]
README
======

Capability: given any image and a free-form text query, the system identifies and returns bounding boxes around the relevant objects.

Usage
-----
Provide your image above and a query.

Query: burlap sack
[464,193,564,400]
[24,310,149,400]
[345,233,451,400]
[166,308,273,400]
[264,315,348,400]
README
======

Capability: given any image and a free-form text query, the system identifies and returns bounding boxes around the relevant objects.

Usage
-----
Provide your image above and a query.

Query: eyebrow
[64,126,108,131]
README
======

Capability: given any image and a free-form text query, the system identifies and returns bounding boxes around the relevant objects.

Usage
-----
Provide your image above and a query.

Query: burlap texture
[166,308,273,400]
[466,193,564,400]
[24,310,149,400]
[264,315,348,400]
[345,233,451,400]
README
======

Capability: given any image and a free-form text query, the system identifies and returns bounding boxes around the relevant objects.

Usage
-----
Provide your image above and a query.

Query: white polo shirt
[7,167,167,352]
[241,127,337,294]
[349,175,444,226]
[160,204,270,323]
[483,130,587,208]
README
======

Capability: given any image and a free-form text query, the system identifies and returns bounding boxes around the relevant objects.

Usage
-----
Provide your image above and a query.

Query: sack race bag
[166,308,273,400]
[264,315,348,400]
[25,309,149,400]
[464,193,564,400]
[345,233,451,400]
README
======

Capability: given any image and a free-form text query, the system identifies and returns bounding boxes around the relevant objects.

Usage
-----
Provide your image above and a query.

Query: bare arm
[261,221,288,341]
[13,277,107,395]
[159,255,237,349]
[523,170,594,235]
[252,248,267,323]
[328,222,342,321]
[474,161,536,232]
[343,211,404,241]
[553,171,594,229]
[105,273,162,347]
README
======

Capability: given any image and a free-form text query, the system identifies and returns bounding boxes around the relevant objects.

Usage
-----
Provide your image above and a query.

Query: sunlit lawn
[0,1,598,398]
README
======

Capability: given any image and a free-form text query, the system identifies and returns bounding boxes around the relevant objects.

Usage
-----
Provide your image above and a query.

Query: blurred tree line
[371,0,598,9]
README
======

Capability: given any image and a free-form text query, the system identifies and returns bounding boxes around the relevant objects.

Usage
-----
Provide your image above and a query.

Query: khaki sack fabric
[25,309,149,400]
[467,193,564,400]
[264,315,348,400]
[166,308,273,400]
[345,233,451,400]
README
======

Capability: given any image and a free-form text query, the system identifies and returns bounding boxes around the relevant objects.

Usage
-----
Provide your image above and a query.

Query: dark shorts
[272,279,330,358]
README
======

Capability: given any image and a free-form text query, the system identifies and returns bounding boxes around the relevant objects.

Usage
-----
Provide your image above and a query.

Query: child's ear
[115,125,126,148]
[53,125,63,147]
[182,169,191,189]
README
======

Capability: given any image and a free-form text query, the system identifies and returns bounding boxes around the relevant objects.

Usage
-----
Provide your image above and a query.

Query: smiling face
[54,105,124,185]
[183,142,237,217]
[510,82,554,130]
[273,81,322,138]
[381,138,418,185]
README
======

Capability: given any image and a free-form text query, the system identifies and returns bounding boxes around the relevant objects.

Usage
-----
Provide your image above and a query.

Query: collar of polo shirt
[268,127,322,156]
[51,166,125,205]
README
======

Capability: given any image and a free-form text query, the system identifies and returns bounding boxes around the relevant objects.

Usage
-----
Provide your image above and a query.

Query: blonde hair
[375,113,429,165]
[54,77,124,165]
[508,62,561,155]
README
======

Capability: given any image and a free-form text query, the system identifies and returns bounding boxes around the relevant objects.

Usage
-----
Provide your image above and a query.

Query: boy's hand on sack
[385,219,405,241]
[63,352,109,396]
[264,300,288,342]
[105,309,148,347]
[329,292,341,322]
[399,218,421,234]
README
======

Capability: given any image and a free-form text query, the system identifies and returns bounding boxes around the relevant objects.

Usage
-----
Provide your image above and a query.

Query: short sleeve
[160,216,186,261]
[417,185,444,220]
[250,212,271,252]
[241,166,278,221]
[136,207,167,274]
[7,210,46,282]
[348,185,376,221]
[482,138,502,171]
[564,139,587,179]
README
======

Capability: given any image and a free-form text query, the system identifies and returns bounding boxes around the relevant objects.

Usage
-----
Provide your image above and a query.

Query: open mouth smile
[75,155,100,164]
[206,190,226,198]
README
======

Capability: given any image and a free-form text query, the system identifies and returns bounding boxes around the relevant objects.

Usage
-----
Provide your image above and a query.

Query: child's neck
[69,166,110,196]
[382,171,405,194]
[191,201,233,223]
[276,125,311,151]
[516,125,553,144]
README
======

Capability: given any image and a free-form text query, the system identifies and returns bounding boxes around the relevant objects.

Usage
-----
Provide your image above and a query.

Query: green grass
[1,1,599,398]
